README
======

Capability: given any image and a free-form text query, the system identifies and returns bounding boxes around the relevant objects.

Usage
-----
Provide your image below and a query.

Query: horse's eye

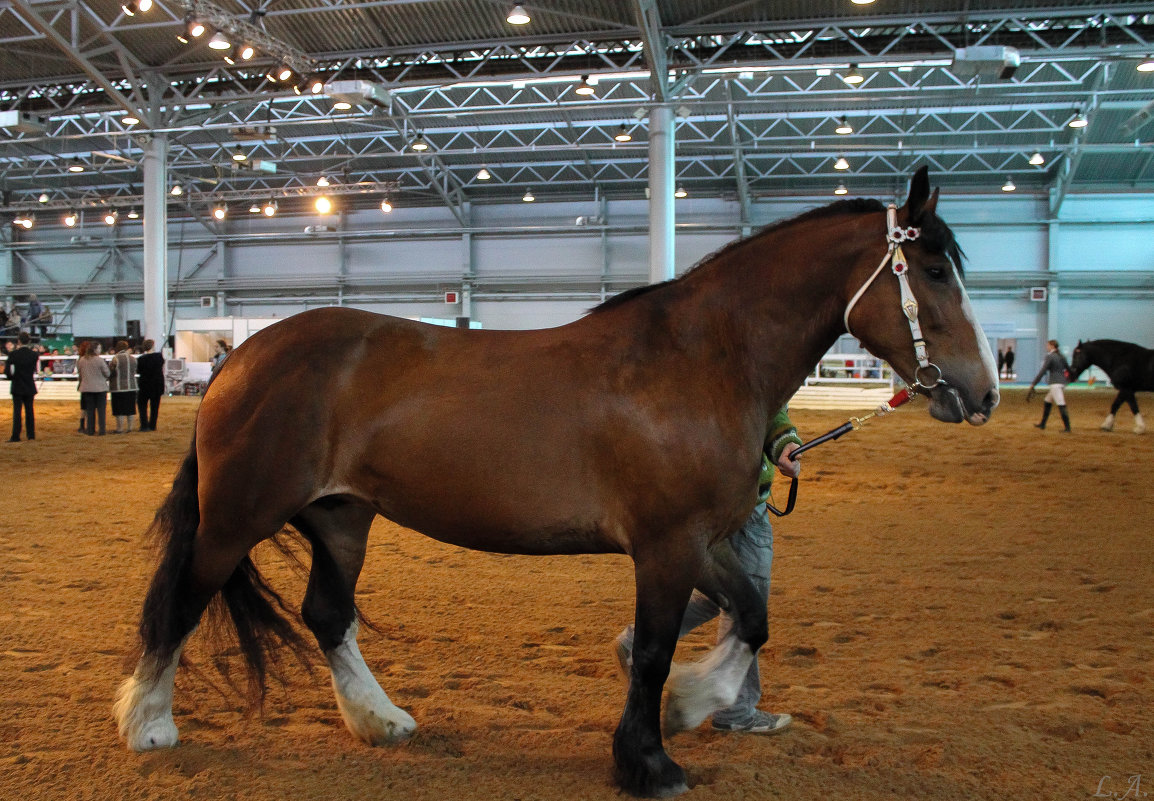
[924,264,948,282]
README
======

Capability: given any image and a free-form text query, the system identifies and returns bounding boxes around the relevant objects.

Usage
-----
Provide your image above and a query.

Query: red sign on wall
[444,291,459,304]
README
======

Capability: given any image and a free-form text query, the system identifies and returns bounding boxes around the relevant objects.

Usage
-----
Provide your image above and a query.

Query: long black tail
[137,434,309,703]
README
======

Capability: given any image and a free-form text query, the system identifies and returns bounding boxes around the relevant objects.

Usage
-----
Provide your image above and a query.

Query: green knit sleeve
[767,406,803,463]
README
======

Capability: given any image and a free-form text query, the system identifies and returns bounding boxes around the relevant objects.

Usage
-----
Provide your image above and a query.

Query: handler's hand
[777,442,801,479]
[1026,386,1036,402]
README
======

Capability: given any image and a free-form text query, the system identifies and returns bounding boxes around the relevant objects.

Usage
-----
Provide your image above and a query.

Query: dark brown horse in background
[1069,339,1154,434]
[114,167,999,797]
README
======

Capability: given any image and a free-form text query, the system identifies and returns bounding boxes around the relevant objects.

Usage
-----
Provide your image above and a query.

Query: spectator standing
[136,339,165,431]
[5,331,38,442]
[77,340,110,435]
[211,338,232,371]
[1004,346,1015,379]
[109,340,138,434]
[26,295,48,339]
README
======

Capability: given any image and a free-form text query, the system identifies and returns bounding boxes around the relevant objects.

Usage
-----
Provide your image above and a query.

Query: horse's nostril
[983,388,1001,411]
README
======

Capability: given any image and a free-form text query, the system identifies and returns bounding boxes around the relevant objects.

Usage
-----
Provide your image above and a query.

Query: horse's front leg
[662,531,768,735]
[613,548,696,798]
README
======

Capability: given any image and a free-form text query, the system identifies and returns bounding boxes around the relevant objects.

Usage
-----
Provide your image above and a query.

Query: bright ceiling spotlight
[262,199,277,217]
[316,176,330,187]
[212,204,227,220]
[332,100,352,110]
[122,113,140,126]
[38,192,49,203]
[68,157,85,173]
[238,42,256,60]
[843,64,865,85]
[476,167,491,180]
[834,155,850,170]
[522,188,535,202]
[276,63,294,82]
[850,0,876,4]
[127,208,139,219]
[248,201,262,213]
[232,146,247,162]
[835,116,853,134]
[104,210,118,226]
[121,0,152,16]
[834,182,848,195]
[1028,151,1045,166]
[1068,110,1088,128]
[170,183,183,196]
[411,134,429,152]
[1002,176,1016,192]
[380,198,393,213]
[614,124,632,142]
[574,75,596,96]
[1137,56,1154,73]
[63,211,78,227]
[208,31,231,50]
[294,75,323,95]
[506,4,530,25]
[674,185,688,198]
[183,15,205,40]
[315,196,333,214]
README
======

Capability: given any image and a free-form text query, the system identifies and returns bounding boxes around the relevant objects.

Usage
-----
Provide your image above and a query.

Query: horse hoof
[614,756,689,798]
[346,707,417,746]
[129,718,180,751]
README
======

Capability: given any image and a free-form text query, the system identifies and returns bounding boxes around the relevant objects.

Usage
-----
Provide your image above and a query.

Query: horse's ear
[905,165,931,221]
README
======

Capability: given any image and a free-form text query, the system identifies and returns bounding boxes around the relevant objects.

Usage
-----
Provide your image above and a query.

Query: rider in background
[1028,339,1072,433]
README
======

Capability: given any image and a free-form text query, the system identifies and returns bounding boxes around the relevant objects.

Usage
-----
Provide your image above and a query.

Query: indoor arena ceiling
[2,0,1154,221]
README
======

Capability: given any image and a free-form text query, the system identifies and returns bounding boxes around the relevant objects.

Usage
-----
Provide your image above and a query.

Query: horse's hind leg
[662,527,768,735]
[292,500,416,746]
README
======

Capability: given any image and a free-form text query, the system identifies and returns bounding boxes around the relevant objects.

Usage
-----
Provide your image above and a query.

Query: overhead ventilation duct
[0,110,46,134]
[323,80,391,109]
[951,46,1020,80]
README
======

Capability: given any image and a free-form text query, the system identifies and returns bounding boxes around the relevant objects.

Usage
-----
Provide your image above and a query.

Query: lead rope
[766,388,916,517]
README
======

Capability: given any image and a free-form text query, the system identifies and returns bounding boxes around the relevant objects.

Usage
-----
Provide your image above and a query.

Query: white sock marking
[328,621,417,745]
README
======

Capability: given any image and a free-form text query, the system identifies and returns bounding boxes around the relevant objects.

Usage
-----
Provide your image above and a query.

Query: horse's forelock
[917,212,965,278]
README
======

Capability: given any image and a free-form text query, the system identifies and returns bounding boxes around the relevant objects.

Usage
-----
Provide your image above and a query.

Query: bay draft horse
[1069,339,1154,434]
[114,166,999,797]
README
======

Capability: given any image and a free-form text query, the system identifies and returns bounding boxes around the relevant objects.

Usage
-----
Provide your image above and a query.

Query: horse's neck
[681,222,867,409]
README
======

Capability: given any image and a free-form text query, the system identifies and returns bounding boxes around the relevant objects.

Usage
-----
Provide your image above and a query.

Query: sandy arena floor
[1,387,1151,800]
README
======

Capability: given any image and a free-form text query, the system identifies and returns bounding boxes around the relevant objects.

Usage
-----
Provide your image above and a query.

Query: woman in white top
[109,340,139,434]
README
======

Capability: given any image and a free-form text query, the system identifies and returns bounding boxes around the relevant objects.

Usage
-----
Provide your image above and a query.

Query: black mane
[591,196,963,314]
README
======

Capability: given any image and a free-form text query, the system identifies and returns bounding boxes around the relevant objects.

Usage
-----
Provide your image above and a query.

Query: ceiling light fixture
[1002,176,1016,192]
[127,208,139,219]
[182,15,205,41]
[614,124,632,142]
[850,0,877,5]
[262,199,278,217]
[835,116,853,134]
[68,157,84,173]
[38,192,49,203]
[843,64,865,85]
[575,75,596,96]
[834,155,850,170]
[122,114,140,126]
[507,4,530,25]
[332,100,352,110]
[1137,56,1154,73]
[1028,151,1045,166]
[232,146,247,162]
[121,0,153,16]
[476,167,491,180]
[411,134,429,152]
[522,188,535,202]
[674,185,688,198]
[1068,110,1089,128]
[380,198,393,213]
[249,201,262,214]
[212,204,227,220]
[316,176,330,187]
[834,182,848,195]
[104,210,118,226]
[207,31,231,50]
[315,196,332,214]
[170,183,183,196]
[238,42,256,60]
[63,211,78,227]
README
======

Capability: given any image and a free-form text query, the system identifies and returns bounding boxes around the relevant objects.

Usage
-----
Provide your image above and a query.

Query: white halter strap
[843,205,943,390]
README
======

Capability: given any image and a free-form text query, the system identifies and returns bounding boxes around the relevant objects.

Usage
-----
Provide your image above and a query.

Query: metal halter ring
[913,362,944,390]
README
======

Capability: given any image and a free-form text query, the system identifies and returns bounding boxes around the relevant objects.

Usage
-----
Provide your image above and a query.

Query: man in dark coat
[136,338,166,431]
[5,331,38,441]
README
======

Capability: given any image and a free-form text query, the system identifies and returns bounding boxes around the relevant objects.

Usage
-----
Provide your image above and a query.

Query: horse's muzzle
[929,384,998,425]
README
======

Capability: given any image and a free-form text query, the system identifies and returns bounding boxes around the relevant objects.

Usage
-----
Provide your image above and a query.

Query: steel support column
[648,104,675,283]
[142,135,169,348]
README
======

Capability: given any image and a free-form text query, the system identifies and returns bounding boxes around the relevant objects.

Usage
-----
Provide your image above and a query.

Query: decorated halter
[842,204,943,391]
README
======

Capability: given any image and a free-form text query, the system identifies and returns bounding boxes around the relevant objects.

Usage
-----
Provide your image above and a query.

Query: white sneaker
[712,710,792,735]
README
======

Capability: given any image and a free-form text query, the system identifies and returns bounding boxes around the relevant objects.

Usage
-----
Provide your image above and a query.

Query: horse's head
[1068,340,1090,382]
[844,166,999,425]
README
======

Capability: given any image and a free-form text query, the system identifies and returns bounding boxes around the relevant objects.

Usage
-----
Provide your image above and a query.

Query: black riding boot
[1035,402,1052,429]
[1058,405,1071,432]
